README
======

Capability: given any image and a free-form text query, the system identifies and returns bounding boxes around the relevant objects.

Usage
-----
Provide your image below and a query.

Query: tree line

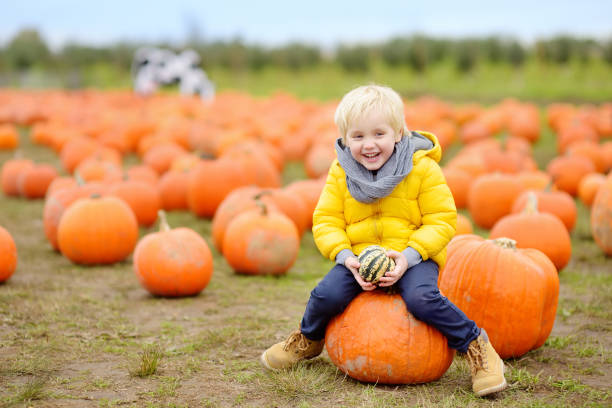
[1,28,611,76]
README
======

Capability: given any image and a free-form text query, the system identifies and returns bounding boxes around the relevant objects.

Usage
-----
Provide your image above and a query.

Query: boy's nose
[363,136,376,147]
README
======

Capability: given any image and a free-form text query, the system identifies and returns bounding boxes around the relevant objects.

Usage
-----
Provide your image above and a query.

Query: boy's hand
[345,256,376,291]
[377,250,408,287]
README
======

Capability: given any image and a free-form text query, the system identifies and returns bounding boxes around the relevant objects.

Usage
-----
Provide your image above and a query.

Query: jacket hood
[410,130,442,163]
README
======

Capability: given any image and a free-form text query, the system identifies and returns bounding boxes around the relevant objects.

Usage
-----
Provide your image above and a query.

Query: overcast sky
[2,1,610,50]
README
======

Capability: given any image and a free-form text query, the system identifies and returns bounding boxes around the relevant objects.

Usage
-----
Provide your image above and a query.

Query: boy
[260,85,507,396]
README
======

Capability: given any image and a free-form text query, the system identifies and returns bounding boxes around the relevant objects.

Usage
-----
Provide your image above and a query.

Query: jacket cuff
[335,249,356,265]
[402,247,423,269]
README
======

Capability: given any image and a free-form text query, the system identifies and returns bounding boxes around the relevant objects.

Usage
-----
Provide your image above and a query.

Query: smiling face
[344,109,402,171]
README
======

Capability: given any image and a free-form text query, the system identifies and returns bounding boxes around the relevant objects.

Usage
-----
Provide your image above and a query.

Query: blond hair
[334,84,408,142]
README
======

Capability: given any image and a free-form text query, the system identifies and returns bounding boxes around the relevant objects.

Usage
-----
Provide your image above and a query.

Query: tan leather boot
[466,329,507,396]
[260,330,324,370]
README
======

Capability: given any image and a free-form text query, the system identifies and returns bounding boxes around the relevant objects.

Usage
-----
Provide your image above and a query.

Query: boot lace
[466,338,488,376]
[282,330,310,352]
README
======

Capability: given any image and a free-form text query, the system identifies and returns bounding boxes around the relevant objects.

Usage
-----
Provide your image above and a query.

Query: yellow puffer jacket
[312,131,456,268]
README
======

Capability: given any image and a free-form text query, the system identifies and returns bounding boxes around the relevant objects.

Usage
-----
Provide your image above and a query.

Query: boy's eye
[352,134,362,139]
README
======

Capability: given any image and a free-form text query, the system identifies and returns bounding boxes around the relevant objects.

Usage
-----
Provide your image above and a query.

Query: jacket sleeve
[407,158,457,261]
[312,163,353,261]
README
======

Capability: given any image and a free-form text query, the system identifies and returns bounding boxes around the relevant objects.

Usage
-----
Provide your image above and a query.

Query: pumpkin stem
[524,192,539,214]
[253,190,271,200]
[492,237,517,249]
[75,171,86,186]
[254,198,268,216]
[158,210,171,232]
[544,179,555,191]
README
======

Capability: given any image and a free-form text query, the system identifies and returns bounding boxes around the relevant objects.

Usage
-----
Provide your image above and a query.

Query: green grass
[129,345,163,378]
[207,59,612,103]
[7,58,612,103]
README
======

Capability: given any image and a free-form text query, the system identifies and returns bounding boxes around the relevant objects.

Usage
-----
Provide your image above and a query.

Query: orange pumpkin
[557,120,599,154]
[490,193,571,271]
[187,157,250,218]
[515,170,552,191]
[507,109,540,143]
[0,226,17,282]
[459,120,491,144]
[304,144,336,179]
[17,164,58,199]
[566,141,606,173]
[578,173,607,207]
[467,173,525,229]
[283,178,325,229]
[547,154,596,197]
[511,190,576,232]
[57,195,139,264]
[45,176,78,198]
[125,165,159,186]
[455,213,473,235]
[0,124,19,150]
[1,158,34,196]
[59,137,101,173]
[439,235,559,359]
[442,167,472,209]
[142,142,188,175]
[325,290,454,384]
[75,158,123,184]
[158,169,191,211]
[133,211,213,296]
[259,188,309,236]
[222,202,299,275]
[591,175,612,255]
[107,179,161,227]
[601,141,612,172]
[43,180,107,250]
[212,187,271,252]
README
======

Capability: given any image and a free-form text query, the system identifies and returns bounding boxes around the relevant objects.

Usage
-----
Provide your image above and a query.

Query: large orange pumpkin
[438,235,559,359]
[57,195,139,265]
[591,174,612,255]
[222,202,299,275]
[133,211,213,296]
[0,226,17,283]
[490,193,571,271]
[325,290,454,384]
[43,180,107,250]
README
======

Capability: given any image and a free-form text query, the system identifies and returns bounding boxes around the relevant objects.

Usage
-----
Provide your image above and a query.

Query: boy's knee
[404,288,442,318]
[310,286,350,314]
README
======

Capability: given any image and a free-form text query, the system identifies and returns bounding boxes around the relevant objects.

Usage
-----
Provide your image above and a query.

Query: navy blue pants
[300,260,480,353]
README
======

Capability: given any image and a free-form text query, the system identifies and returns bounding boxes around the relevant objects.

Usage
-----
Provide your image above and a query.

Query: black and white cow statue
[131,47,215,100]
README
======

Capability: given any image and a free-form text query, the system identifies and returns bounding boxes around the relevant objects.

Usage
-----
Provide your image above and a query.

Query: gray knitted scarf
[335,131,434,203]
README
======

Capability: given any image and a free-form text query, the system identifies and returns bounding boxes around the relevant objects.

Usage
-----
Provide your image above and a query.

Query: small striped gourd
[357,245,395,283]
